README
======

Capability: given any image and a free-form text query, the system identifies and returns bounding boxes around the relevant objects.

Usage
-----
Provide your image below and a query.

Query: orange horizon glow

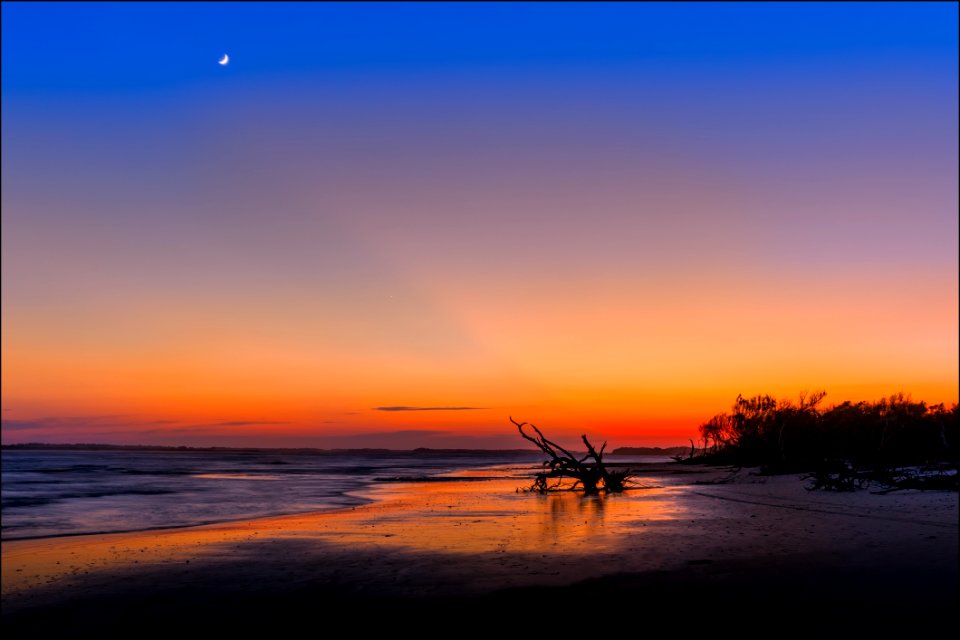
[3,255,957,448]
[3,258,956,448]
[3,4,957,450]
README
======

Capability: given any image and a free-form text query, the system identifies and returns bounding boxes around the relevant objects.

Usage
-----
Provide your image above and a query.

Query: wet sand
[3,464,957,634]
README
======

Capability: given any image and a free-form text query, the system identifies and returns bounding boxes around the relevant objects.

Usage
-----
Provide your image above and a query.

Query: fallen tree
[511,417,631,494]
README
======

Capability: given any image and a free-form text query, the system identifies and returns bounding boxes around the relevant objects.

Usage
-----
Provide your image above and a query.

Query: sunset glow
[2,3,957,448]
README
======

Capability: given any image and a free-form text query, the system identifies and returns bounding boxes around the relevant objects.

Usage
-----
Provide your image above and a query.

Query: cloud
[313,429,518,449]
[347,429,445,437]
[2,415,129,430]
[1,416,290,439]
[203,420,290,427]
[1,420,47,431]
[133,420,291,434]
[373,406,487,412]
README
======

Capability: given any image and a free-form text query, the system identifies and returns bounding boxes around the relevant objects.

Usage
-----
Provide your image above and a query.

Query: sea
[0,448,536,540]
[1,448,673,541]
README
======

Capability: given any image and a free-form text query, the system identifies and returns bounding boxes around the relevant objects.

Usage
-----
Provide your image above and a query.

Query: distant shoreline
[0,442,541,456]
[0,442,689,456]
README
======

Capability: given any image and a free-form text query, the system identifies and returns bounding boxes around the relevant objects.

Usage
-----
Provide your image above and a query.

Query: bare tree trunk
[512,417,631,494]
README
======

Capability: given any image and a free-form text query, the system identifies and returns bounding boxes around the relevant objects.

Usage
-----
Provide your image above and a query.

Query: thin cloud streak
[1,420,48,431]
[373,406,488,412]
[203,420,291,427]
[1,417,291,438]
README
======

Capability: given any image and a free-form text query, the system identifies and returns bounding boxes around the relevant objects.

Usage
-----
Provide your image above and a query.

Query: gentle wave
[1,449,543,540]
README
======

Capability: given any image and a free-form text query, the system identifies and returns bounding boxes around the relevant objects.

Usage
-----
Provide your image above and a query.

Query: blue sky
[3,2,957,447]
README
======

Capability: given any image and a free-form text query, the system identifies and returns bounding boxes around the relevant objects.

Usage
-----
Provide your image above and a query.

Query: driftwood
[511,417,631,494]
[804,461,959,493]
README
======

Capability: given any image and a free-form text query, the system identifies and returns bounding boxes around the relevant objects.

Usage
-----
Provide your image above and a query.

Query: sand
[2,464,957,633]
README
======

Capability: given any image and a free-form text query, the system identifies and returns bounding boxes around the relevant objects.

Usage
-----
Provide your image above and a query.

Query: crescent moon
[218,54,229,66]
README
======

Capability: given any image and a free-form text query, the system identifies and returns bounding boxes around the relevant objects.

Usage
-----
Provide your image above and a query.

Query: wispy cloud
[202,420,290,427]
[1,416,289,437]
[1,420,47,431]
[2,415,129,430]
[316,429,520,449]
[373,406,487,412]
[132,420,291,435]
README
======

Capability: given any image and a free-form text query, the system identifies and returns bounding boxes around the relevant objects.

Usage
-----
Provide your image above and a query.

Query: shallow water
[1,449,551,540]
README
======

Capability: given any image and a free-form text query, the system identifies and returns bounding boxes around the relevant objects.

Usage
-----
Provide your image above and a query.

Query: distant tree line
[688,391,958,490]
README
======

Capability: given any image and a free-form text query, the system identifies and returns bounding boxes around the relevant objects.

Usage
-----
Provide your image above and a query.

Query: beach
[3,462,956,634]
[5,3,957,636]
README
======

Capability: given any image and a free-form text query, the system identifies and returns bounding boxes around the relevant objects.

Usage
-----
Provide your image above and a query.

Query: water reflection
[336,469,684,555]
[539,491,608,549]
[3,466,685,596]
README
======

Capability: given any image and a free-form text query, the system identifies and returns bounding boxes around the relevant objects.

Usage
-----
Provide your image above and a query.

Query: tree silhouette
[692,391,957,490]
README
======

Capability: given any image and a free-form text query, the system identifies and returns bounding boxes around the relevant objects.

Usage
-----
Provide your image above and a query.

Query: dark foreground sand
[3,465,957,634]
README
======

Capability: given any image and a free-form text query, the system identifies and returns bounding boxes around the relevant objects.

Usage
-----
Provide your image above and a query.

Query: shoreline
[1,449,549,542]
[0,460,693,543]
[0,457,673,543]
[4,464,957,632]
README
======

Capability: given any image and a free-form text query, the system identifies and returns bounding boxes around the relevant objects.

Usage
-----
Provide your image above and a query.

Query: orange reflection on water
[2,466,686,598]
[335,470,684,555]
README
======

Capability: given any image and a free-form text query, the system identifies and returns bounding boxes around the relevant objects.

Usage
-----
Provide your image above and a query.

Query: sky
[2,2,957,449]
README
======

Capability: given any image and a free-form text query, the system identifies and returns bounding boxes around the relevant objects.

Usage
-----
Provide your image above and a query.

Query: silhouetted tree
[694,391,958,490]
